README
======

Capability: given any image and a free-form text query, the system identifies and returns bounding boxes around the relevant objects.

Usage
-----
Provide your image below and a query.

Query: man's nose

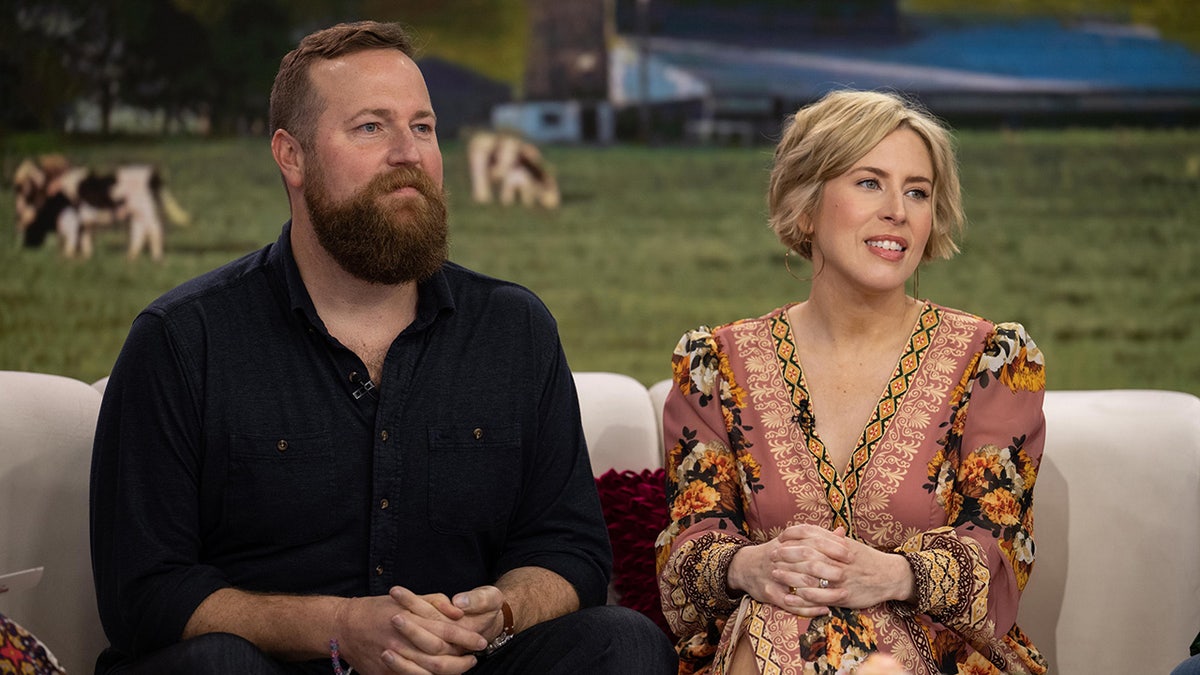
[387,129,422,165]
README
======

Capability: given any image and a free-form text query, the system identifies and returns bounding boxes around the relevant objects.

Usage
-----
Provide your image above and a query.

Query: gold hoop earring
[784,249,809,283]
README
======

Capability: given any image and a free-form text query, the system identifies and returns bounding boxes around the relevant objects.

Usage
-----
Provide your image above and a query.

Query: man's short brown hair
[269,21,416,149]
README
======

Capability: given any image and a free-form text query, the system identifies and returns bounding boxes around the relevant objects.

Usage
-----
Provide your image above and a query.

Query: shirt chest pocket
[225,430,338,546]
[427,424,521,535]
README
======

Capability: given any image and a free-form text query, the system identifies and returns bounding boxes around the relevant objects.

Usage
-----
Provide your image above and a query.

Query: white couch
[2,369,1198,674]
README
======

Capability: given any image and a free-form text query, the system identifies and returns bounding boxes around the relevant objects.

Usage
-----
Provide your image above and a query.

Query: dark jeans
[99,605,677,675]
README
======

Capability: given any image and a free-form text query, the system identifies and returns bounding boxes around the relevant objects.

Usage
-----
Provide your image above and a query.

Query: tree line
[0,0,527,136]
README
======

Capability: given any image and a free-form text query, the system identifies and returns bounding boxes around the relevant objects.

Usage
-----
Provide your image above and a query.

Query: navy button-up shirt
[90,223,611,658]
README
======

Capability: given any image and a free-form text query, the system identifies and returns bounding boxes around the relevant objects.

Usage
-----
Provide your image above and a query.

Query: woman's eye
[907,188,930,199]
[858,178,880,190]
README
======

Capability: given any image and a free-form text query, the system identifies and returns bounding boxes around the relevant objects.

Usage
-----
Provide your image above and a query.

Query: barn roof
[610,17,1200,118]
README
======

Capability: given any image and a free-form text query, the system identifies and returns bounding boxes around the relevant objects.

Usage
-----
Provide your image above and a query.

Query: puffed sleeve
[896,322,1046,663]
[656,327,763,648]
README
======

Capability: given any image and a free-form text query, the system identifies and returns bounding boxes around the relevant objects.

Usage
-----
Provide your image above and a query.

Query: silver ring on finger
[819,578,829,589]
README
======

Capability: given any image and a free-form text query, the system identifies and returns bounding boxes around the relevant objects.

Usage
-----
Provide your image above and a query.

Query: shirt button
[380,430,389,441]
[276,439,288,452]
[473,428,483,440]
[380,498,389,510]
[376,565,384,576]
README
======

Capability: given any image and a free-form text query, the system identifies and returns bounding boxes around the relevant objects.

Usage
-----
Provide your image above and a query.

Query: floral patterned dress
[656,302,1048,675]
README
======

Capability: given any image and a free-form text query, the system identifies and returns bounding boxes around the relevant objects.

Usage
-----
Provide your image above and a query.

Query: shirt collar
[269,221,456,335]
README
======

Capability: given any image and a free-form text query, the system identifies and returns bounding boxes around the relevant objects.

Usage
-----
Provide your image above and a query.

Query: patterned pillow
[595,467,672,636]
[0,612,65,675]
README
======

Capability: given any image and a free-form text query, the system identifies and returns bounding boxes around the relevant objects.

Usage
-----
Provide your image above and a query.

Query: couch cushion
[0,371,107,674]
[1018,389,1200,674]
[574,372,662,476]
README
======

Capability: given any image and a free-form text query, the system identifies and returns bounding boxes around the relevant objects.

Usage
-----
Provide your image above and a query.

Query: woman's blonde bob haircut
[768,89,964,261]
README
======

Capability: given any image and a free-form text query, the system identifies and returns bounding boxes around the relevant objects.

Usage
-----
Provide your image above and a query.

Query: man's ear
[271,129,305,189]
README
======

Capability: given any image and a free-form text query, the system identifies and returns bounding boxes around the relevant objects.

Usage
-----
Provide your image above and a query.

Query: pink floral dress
[657,302,1048,675]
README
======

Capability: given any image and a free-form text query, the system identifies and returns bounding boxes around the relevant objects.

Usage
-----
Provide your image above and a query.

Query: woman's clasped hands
[728,525,916,617]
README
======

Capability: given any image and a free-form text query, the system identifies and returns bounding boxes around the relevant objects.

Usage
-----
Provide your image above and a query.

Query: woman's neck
[793,284,921,350]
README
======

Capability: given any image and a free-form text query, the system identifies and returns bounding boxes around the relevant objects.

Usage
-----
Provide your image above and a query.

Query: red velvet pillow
[595,468,672,636]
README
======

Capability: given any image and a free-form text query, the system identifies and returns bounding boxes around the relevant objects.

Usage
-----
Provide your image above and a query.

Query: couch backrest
[574,371,662,476]
[0,370,107,674]
[1017,389,1200,674]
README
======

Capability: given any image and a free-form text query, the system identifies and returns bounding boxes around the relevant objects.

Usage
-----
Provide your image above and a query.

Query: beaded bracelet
[329,639,354,675]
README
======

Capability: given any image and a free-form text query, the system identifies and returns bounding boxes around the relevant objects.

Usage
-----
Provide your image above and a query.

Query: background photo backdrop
[2,0,1198,394]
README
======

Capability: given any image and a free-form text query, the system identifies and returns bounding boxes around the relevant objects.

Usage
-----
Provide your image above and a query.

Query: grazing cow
[12,155,190,261]
[467,130,560,209]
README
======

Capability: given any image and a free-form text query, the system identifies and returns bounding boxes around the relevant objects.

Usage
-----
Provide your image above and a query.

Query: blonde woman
[657,90,1047,675]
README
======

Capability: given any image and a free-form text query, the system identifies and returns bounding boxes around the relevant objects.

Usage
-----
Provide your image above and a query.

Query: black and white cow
[13,155,190,261]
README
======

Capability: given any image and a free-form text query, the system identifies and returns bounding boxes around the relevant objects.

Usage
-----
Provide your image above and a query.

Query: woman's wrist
[889,553,918,604]
[727,546,746,594]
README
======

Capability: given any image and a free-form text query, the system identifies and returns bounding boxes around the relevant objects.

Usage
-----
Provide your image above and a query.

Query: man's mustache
[367,166,439,200]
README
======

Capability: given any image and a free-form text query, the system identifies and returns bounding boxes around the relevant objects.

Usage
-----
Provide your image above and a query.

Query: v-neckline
[772,302,939,531]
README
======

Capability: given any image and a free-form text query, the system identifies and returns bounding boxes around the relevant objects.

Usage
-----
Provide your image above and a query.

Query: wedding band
[819,578,829,589]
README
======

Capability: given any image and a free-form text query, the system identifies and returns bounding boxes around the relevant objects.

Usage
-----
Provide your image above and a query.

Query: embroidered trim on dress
[678,532,749,618]
[770,305,939,534]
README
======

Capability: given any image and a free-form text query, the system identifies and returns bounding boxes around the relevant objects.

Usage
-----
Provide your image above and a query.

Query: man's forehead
[312,48,418,79]
[308,50,432,116]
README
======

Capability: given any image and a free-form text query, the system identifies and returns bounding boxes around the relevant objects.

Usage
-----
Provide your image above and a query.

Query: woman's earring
[784,249,806,282]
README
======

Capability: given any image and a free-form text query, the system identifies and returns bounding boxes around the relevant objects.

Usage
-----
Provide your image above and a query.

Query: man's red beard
[304,162,449,285]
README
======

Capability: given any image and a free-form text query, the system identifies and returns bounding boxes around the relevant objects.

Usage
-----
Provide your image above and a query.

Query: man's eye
[361,122,380,133]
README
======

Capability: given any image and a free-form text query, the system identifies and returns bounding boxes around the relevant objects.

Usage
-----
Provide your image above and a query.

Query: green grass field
[2,128,1198,394]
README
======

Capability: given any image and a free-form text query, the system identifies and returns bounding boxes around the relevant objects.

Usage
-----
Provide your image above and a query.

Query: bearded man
[89,21,676,675]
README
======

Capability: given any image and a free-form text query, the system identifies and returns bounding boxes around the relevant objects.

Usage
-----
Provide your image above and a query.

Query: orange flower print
[671,354,692,396]
[1000,345,1046,393]
[958,453,992,497]
[671,329,722,400]
[699,451,737,484]
[720,405,735,434]
[980,488,1021,526]
[959,650,1000,675]
[666,441,687,483]
[671,480,720,520]
[950,400,970,436]
[717,351,747,410]
[737,450,762,482]
[714,478,743,512]
[931,628,963,662]
[926,446,947,483]
[825,635,846,666]
[980,322,1045,394]
[951,353,980,403]
[1018,449,1038,489]
[943,490,964,522]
